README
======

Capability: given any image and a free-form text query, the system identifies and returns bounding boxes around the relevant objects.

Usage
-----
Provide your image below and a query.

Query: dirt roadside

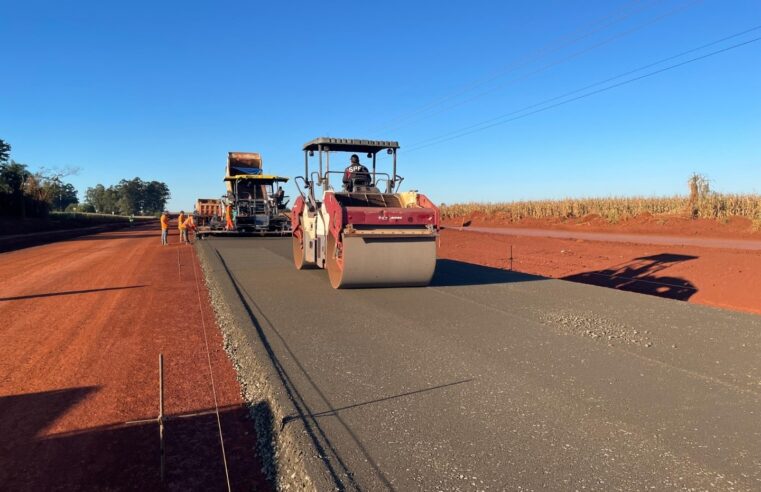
[439,227,761,315]
[0,226,269,490]
[445,213,761,239]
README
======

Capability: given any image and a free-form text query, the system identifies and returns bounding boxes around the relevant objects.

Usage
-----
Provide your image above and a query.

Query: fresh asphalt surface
[201,237,761,491]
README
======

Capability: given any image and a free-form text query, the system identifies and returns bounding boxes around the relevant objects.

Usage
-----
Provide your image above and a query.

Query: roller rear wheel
[326,234,343,288]
[293,234,308,270]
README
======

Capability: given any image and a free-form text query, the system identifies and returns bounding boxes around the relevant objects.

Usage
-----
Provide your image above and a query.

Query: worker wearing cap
[343,154,371,192]
[182,215,196,244]
[178,211,187,244]
[160,211,170,245]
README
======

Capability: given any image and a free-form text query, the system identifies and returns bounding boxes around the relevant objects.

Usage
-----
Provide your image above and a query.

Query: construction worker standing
[178,211,187,244]
[160,211,170,245]
[183,214,196,244]
[225,204,234,231]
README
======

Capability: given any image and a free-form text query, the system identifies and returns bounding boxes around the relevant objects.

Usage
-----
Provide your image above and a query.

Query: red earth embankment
[444,213,761,240]
[0,226,268,490]
[439,226,761,315]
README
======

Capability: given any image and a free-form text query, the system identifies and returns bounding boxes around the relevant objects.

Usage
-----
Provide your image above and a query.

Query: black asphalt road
[200,237,761,491]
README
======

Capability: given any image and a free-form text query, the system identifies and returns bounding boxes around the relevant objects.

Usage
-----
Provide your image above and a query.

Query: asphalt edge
[194,240,321,491]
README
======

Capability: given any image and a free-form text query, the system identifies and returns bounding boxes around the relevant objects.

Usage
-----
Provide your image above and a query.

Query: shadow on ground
[0,388,270,491]
[432,258,544,287]
[563,253,698,301]
[0,285,147,302]
[69,232,160,240]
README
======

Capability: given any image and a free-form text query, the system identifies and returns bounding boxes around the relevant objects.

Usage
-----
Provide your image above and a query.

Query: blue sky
[1,0,759,211]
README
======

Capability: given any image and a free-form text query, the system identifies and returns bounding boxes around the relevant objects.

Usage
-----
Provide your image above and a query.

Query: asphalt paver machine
[223,173,291,235]
[197,152,291,237]
[291,137,439,288]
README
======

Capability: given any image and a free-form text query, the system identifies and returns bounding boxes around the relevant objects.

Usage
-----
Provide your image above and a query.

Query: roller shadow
[431,259,544,287]
[563,253,698,301]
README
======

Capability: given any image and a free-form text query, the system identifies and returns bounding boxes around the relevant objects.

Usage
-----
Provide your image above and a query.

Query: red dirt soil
[439,226,761,315]
[0,226,269,491]
[445,213,761,240]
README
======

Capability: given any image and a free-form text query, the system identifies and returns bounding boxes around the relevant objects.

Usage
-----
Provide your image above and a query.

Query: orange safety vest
[178,213,185,230]
[160,214,169,230]
[183,216,195,230]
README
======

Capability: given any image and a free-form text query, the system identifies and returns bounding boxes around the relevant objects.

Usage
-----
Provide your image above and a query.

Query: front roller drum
[326,234,437,289]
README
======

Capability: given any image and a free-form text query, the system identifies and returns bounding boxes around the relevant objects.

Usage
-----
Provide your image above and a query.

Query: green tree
[0,161,29,195]
[85,178,170,215]
[115,178,145,215]
[44,178,79,211]
[143,180,171,214]
[85,184,120,214]
[0,139,10,164]
[0,161,34,217]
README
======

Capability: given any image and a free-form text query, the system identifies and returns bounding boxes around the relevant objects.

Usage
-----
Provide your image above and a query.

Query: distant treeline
[84,179,170,216]
[0,138,170,218]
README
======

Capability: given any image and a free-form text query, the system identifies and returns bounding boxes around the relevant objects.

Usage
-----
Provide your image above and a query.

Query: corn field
[440,175,761,229]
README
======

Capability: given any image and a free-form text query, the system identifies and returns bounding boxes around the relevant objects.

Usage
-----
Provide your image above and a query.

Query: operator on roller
[273,186,285,207]
[342,154,371,192]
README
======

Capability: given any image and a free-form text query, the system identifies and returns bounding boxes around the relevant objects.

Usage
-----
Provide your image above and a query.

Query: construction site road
[199,237,761,491]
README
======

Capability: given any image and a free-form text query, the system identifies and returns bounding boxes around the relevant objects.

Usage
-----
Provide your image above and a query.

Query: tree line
[84,179,170,215]
[0,138,170,218]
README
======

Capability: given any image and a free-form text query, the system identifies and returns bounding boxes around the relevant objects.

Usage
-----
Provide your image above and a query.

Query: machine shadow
[0,285,147,302]
[69,233,160,240]
[0,388,269,490]
[431,258,545,287]
[562,253,698,301]
[286,378,473,422]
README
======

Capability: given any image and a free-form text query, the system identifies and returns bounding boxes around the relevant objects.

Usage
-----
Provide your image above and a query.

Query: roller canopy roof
[302,137,400,153]
[224,174,289,182]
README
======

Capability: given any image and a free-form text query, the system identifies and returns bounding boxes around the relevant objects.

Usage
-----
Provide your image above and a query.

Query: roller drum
[327,235,437,288]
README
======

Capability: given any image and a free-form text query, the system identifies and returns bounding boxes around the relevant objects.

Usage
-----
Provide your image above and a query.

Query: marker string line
[190,247,232,491]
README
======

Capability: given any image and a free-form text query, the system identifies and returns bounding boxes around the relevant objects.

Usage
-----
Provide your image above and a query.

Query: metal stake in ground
[159,353,165,482]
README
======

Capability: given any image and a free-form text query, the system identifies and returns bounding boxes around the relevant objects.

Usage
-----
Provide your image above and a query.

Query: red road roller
[291,137,439,288]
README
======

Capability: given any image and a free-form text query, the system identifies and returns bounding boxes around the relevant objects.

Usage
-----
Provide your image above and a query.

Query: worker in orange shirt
[183,214,196,244]
[225,204,234,231]
[178,210,187,244]
[160,211,170,245]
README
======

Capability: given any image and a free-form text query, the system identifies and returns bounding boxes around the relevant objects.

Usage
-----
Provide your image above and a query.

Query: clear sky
[1,0,759,211]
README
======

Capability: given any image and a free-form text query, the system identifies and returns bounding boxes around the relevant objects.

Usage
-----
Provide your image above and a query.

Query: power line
[407,25,761,150]
[380,0,703,134]
[400,32,761,154]
[369,0,665,133]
